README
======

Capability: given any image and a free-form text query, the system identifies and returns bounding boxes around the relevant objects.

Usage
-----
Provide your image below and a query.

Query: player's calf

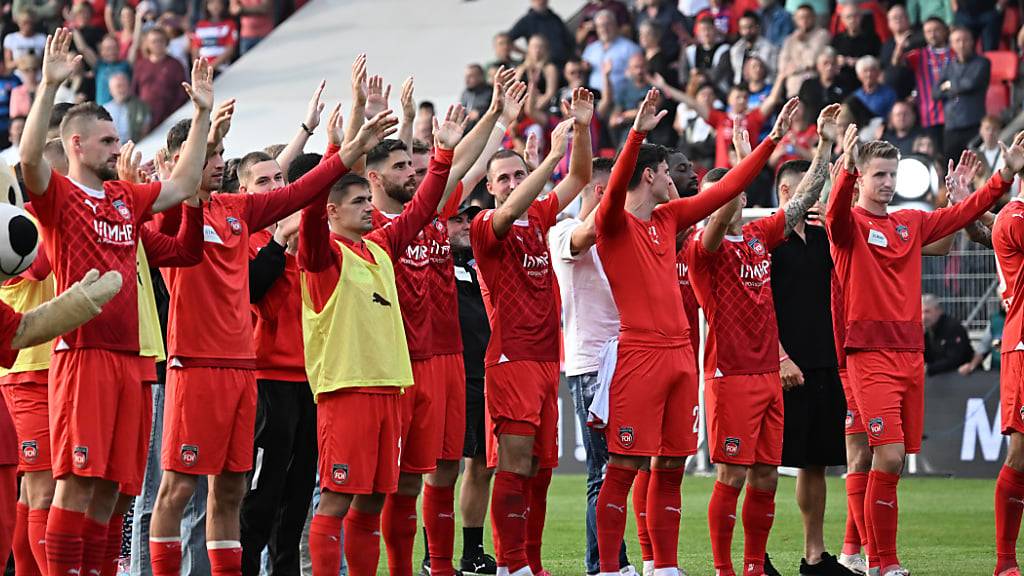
[995,433,1024,576]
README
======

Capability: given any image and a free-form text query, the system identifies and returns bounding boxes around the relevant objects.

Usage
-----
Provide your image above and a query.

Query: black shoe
[421,557,465,576]
[800,552,858,576]
[460,551,498,575]
[764,553,783,576]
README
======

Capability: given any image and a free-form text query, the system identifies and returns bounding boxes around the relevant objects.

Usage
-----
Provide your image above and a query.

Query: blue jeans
[567,372,630,575]
[129,383,210,576]
[239,36,265,55]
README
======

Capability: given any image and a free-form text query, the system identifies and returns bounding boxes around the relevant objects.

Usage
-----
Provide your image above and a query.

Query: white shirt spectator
[103,100,132,144]
[548,218,620,376]
[678,0,710,17]
[3,32,45,62]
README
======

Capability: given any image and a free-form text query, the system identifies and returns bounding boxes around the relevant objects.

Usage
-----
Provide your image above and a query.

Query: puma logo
[875,500,896,508]
[638,512,647,518]
[68,570,81,576]
[728,514,736,520]
[506,511,529,520]
[605,503,625,513]
[82,199,98,214]
[1010,497,1024,506]
[372,292,392,306]
[439,512,455,519]
[664,506,681,515]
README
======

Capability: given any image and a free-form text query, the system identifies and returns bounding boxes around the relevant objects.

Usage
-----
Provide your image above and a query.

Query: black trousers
[944,124,980,164]
[240,379,317,576]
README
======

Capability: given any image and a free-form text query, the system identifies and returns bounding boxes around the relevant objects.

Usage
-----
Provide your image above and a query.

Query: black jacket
[924,313,974,376]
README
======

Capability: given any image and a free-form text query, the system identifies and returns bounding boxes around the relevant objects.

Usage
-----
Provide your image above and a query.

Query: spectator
[191,0,238,73]
[673,77,718,166]
[508,0,575,67]
[414,101,434,144]
[923,294,975,376]
[577,0,632,48]
[974,115,1006,176]
[880,4,924,99]
[681,15,732,97]
[728,11,779,86]
[934,26,990,162]
[3,11,46,74]
[831,2,882,89]
[8,55,39,119]
[961,308,1005,375]
[599,53,652,144]
[229,0,274,55]
[634,0,687,60]
[953,0,1003,52]
[882,102,922,155]
[159,13,191,69]
[777,3,830,98]
[697,0,738,39]
[12,0,60,30]
[896,17,953,147]
[460,64,491,126]
[757,0,794,47]
[0,63,19,151]
[680,0,712,22]
[798,48,852,126]
[769,100,817,168]
[116,5,139,59]
[75,34,132,105]
[67,3,106,52]
[0,115,24,164]
[104,71,151,142]
[581,9,641,94]
[852,56,896,119]
[639,21,678,90]
[515,35,560,110]
[488,32,520,71]
[742,56,773,111]
[907,0,953,26]
[132,27,188,127]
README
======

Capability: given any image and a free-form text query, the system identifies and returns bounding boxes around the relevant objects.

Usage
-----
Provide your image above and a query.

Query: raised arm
[825,125,860,246]
[398,76,415,151]
[71,27,98,67]
[488,118,573,239]
[650,72,708,119]
[140,203,204,267]
[781,103,839,235]
[943,150,994,248]
[552,87,594,211]
[458,77,527,203]
[275,80,326,177]
[343,54,368,173]
[700,193,742,252]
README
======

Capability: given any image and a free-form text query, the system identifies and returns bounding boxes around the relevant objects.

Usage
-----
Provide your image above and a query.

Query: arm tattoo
[783,147,830,235]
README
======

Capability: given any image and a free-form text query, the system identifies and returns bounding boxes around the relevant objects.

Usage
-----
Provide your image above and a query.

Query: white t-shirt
[548,218,620,376]
[3,33,46,62]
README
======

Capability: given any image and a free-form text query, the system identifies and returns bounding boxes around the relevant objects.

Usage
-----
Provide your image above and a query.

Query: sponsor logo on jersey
[895,224,910,241]
[93,220,134,246]
[723,437,741,457]
[868,417,884,437]
[112,199,131,221]
[72,446,89,469]
[845,410,854,429]
[618,426,634,449]
[746,237,765,255]
[227,217,242,235]
[332,463,349,485]
[180,444,199,467]
[20,440,37,463]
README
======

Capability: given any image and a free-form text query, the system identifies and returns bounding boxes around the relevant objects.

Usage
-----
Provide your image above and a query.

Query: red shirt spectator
[132,28,187,128]
[191,0,237,71]
[229,0,274,54]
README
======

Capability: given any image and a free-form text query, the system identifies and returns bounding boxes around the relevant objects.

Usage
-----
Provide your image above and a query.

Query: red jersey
[191,19,238,65]
[249,229,305,382]
[708,108,765,168]
[690,210,787,376]
[993,197,1024,353]
[428,192,464,357]
[471,194,560,366]
[827,168,1010,352]
[676,235,701,364]
[158,152,350,366]
[595,128,777,348]
[830,268,848,368]
[31,170,159,352]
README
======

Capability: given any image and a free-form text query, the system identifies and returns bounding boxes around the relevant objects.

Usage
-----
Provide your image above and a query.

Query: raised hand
[524,131,540,170]
[183,57,214,112]
[351,109,399,155]
[326,102,344,148]
[364,75,391,120]
[155,148,174,181]
[209,99,235,146]
[501,80,528,126]
[548,118,574,160]
[565,87,594,127]
[768,97,800,142]
[946,150,981,204]
[42,28,82,86]
[488,66,516,116]
[304,80,326,132]
[732,118,751,161]
[816,103,842,142]
[999,131,1024,177]
[273,211,301,245]
[633,88,667,133]
[400,76,415,123]
[351,54,367,106]
[829,154,845,183]
[841,124,859,171]
[117,141,143,183]
[433,104,470,151]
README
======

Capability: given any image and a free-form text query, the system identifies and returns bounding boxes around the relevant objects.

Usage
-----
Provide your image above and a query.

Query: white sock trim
[149,536,181,543]
[508,567,533,576]
[652,568,679,576]
[206,540,241,550]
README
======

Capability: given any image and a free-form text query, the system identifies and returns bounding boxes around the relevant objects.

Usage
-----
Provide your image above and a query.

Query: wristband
[779,354,789,363]
[495,121,508,133]
[301,123,314,136]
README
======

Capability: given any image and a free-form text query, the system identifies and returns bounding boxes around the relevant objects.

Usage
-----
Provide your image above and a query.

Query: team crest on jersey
[868,417,884,437]
[746,237,765,255]
[331,463,349,485]
[895,225,910,242]
[226,217,242,235]
[180,444,199,467]
[1019,405,1024,422]
[845,411,854,429]
[618,426,635,449]
[72,446,88,469]
[111,199,131,221]
[723,437,741,457]
[20,440,37,463]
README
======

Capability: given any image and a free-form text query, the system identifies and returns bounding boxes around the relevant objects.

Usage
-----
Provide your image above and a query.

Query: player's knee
[23,472,55,509]
[397,472,423,496]
[651,456,685,470]
[210,473,248,508]
[748,464,778,492]
[716,464,747,488]
[155,475,198,512]
[846,436,872,473]
[352,492,386,514]
[317,490,352,518]
[1006,433,1024,471]
[872,444,905,474]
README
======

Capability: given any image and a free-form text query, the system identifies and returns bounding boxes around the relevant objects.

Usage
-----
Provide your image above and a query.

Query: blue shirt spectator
[0,71,21,147]
[582,10,641,94]
[853,56,897,118]
[759,0,795,46]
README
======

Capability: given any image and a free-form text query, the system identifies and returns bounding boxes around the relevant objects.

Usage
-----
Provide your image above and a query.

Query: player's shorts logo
[332,463,349,485]
[723,437,741,457]
[72,446,88,469]
[180,444,199,468]
[618,426,634,449]
[1018,405,1024,422]
[20,440,38,463]
[868,417,884,437]
[747,237,765,255]
[895,225,910,241]
[227,217,242,235]
[112,199,131,221]
[845,410,854,429]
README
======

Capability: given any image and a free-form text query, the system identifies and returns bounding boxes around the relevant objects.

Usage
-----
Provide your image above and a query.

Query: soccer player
[19,27,214,576]
[592,88,798,576]
[299,105,463,576]
[827,128,1024,576]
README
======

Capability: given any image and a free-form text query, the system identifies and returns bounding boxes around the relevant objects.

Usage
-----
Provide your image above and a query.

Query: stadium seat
[987,84,1010,117]
[1001,5,1020,50]
[986,50,1020,84]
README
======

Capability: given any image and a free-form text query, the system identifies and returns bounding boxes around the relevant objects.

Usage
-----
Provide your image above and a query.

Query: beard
[384,178,417,204]
[96,162,118,182]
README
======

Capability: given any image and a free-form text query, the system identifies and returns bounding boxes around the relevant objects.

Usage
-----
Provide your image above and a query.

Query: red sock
[867,470,900,570]
[14,503,41,576]
[80,517,108,576]
[632,469,653,562]
[844,472,868,557]
[148,538,181,576]
[708,481,740,576]
[995,465,1024,574]
[648,467,683,570]
[101,514,123,576]
[207,542,242,576]
[382,493,418,576]
[45,507,85,576]
[595,465,636,574]
[742,487,776,573]
[423,484,456,576]
[344,508,383,576]
[490,497,504,567]
[491,471,529,573]
[863,477,877,568]
[28,508,49,576]
[0,466,13,569]
[309,514,343,576]
[526,468,552,573]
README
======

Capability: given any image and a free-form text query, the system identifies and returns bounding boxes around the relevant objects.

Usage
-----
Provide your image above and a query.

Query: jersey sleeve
[29,169,71,226]
[139,203,204,268]
[825,167,857,246]
[128,181,162,222]
[376,147,454,260]
[533,193,560,232]
[1001,210,1024,251]
[0,299,21,368]
[439,182,463,220]
[920,171,1011,244]
[244,153,349,231]
[471,210,503,258]
[754,209,787,251]
[596,128,645,237]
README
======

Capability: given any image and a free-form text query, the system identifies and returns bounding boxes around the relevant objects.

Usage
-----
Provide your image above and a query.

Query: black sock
[422,525,430,563]
[462,526,484,559]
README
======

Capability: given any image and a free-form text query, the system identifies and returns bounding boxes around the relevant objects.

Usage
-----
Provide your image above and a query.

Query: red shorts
[1,382,50,472]
[846,350,924,453]
[49,349,150,493]
[318,389,401,494]
[706,372,784,466]
[399,354,467,473]
[839,368,866,435]
[606,344,699,457]
[484,361,559,469]
[162,366,256,475]
[1001,351,1024,435]
[140,358,157,384]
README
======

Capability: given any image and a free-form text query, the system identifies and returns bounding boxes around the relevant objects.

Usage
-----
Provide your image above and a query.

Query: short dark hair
[419,101,435,113]
[949,25,973,38]
[221,157,240,192]
[592,157,614,175]
[49,102,74,133]
[703,167,730,186]
[166,118,191,154]
[237,151,275,185]
[60,102,113,139]
[329,173,370,203]
[740,10,761,25]
[287,152,322,184]
[924,16,948,29]
[411,139,431,156]
[627,143,668,189]
[796,3,816,14]
[775,159,811,191]
[366,139,408,169]
[486,149,527,175]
